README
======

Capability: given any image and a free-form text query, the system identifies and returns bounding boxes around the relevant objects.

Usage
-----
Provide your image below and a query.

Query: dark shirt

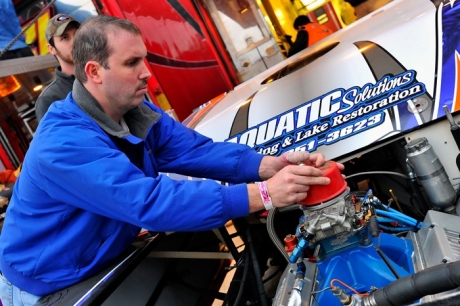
[287,29,309,58]
[35,66,75,122]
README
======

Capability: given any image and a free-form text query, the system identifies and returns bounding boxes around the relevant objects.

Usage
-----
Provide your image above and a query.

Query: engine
[272,137,460,306]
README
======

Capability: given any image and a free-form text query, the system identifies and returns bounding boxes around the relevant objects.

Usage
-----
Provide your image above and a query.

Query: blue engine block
[314,230,414,305]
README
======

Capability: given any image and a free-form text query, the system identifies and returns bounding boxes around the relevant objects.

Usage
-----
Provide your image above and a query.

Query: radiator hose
[362,261,460,306]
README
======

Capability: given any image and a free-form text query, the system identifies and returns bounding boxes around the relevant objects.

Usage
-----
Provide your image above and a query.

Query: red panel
[120,1,215,61]
[113,0,235,121]
[308,2,342,32]
[92,0,126,18]
[149,64,229,111]
[0,143,14,170]
[0,121,24,163]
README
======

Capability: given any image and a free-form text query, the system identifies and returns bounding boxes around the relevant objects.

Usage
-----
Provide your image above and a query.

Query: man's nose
[141,60,152,80]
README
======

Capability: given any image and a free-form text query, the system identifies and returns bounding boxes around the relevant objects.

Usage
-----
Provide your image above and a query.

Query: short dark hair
[293,15,311,30]
[72,15,142,83]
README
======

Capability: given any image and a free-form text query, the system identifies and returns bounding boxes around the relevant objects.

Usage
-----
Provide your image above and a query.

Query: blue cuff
[237,150,264,182]
[222,183,249,220]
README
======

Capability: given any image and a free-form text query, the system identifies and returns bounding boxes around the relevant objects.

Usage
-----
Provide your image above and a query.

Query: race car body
[188,0,457,163]
[185,1,460,305]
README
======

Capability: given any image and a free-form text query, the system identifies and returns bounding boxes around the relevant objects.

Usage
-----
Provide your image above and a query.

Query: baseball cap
[45,14,80,42]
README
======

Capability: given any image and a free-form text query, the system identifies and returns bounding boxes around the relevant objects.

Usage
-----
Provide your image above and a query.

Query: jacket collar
[72,80,161,139]
[55,66,75,81]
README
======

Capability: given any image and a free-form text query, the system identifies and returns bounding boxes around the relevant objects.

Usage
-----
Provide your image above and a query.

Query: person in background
[35,14,80,122]
[344,0,392,20]
[0,0,34,60]
[287,15,333,58]
[0,15,343,305]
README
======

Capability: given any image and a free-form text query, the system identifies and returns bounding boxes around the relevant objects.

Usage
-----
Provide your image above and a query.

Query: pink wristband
[257,181,274,210]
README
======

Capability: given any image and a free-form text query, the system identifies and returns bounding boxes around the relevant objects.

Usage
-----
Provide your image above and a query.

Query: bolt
[442,259,448,264]
[429,224,435,229]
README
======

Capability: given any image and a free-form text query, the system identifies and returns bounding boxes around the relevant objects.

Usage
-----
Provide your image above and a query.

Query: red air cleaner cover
[298,161,347,206]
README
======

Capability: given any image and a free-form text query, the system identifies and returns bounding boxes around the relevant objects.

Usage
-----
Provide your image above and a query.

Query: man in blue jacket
[0,15,338,304]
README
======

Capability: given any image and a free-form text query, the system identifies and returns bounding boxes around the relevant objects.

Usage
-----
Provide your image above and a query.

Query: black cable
[173,274,227,300]
[233,250,250,306]
[408,195,426,219]
[383,173,412,194]
[375,246,400,279]
[246,227,269,306]
[222,255,245,306]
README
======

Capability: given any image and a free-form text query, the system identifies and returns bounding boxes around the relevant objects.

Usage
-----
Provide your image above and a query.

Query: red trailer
[92,0,238,121]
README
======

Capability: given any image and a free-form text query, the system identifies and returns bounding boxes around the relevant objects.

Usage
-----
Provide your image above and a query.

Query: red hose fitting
[284,234,298,252]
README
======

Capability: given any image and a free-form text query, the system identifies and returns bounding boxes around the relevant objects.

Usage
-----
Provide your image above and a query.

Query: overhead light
[32,76,43,92]
[238,0,250,13]
[300,0,316,6]
[306,0,326,10]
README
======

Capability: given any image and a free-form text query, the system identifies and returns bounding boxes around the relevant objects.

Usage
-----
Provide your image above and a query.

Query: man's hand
[250,152,345,212]
[258,152,334,180]
[248,163,329,212]
[268,164,331,206]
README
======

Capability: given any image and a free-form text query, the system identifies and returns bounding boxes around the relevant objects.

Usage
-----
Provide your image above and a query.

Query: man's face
[49,24,79,65]
[99,30,151,113]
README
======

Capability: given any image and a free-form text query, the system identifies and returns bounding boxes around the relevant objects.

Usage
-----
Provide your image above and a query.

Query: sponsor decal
[226,70,426,156]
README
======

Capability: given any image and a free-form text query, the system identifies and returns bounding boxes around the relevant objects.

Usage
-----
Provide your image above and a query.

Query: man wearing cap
[35,14,80,122]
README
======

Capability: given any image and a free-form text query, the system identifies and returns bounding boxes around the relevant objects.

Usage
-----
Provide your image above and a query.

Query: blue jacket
[0,80,264,296]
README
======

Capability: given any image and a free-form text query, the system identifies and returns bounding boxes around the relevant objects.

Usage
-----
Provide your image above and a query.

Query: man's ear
[48,44,57,55]
[85,61,103,84]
